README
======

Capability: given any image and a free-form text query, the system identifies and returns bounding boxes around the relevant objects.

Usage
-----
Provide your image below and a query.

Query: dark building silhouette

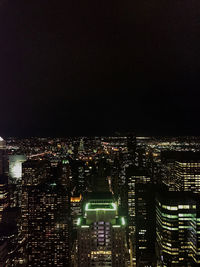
[135,183,156,266]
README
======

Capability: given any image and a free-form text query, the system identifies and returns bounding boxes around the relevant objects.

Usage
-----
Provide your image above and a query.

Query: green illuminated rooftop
[85,202,117,211]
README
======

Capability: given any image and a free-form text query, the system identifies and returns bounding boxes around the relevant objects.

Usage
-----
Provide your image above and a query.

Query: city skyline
[2,135,200,265]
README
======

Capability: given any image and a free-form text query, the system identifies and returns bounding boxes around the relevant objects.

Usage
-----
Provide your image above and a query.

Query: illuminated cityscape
[0,135,200,266]
[1,0,200,265]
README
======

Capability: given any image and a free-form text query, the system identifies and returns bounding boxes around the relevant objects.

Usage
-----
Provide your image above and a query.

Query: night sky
[1,0,200,137]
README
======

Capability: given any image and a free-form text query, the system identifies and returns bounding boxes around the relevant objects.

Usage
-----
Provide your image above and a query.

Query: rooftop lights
[85,202,117,211]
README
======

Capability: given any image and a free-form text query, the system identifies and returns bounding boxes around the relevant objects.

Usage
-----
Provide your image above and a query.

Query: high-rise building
[126,167,151,265]
[161,151,200,192]
[135,183,156,265]
[156,188,200,266]
[174,160,200,193]
[25,177,70,266]
[126,167,151,236]
[21,160,51,238]
[77,193,127,267]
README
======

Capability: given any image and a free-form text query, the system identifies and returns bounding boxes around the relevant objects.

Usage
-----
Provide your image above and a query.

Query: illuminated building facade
[174,160,200,193]
[21,160,51,238]
[156,189,200,266]
[25,179,70,266]
[77,193,127,267]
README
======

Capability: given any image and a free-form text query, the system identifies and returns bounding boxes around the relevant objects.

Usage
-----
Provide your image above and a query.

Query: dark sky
[0,0,200,137]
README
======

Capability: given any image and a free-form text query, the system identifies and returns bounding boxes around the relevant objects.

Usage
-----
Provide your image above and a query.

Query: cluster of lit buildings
[1,135,200,266]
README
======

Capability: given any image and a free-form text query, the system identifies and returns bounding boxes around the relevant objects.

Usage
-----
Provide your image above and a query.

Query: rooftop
[85,202,116,211]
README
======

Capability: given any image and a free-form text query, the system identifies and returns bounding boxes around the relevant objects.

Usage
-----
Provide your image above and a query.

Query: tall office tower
[25,177,70,266]
[135,183,156,265]
[156,188,200,266]
[21,160,51,240]
[126,166,151,266]
[126,167,151,236]
[77,193,127,267]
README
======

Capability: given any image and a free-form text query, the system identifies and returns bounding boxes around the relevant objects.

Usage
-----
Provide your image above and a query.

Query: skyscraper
[126,166,151,265]
[135,183,156,265]
[77,193,127,267]
[126,167,151,236]
[156,188,200,266]
[26,178,70,266]
[21,161,71,266]
[174,160,200,193]
[21,160,51,238]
